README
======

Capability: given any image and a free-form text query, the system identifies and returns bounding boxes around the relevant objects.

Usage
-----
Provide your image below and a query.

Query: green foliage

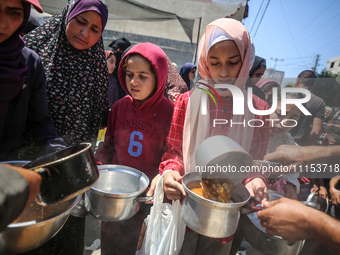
[284,82,295,87]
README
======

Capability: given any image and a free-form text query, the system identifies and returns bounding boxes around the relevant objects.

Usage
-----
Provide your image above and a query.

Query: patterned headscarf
[24,0,109,145]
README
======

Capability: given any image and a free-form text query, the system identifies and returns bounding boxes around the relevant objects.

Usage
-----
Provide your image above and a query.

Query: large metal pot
[241,190,304,255]
[23,143,99,204]
[0,195,81,254]
[181,172,251,238]
[84,165,151,222]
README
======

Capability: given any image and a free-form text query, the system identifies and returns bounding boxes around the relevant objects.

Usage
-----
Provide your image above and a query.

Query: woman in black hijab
[249,55,267,84]
[246,55,267,100]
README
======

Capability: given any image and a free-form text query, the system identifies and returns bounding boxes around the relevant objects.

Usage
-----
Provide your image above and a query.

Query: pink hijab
[183,18,254,173]
[197,18,252,87]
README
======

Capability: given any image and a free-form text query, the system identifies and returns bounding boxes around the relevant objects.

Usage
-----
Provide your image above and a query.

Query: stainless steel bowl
[0,195,81,254]
[85,165,151,222]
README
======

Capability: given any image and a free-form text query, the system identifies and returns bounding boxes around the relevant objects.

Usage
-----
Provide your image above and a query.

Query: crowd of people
[1,0,340,254]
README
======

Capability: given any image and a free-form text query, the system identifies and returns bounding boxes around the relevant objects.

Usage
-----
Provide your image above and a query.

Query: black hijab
[249,56,266,77]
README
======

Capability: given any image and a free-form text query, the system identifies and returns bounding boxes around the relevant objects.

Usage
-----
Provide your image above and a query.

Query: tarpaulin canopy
[39,0,196,42]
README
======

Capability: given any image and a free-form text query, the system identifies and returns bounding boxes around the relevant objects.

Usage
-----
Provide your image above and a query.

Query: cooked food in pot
[190,178,233,203]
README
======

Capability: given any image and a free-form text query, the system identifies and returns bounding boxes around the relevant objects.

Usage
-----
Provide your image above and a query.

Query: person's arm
[305,117,323,145]
[245,96,270,204]
[0,164,42,231]
[257,198,340,254]
[94,106,117,164]
[264,144,340,168]
[329,175,340,206]
[159,94,188,200]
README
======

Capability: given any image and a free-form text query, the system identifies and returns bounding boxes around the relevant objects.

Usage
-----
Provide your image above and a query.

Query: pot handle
[253,160,282,166]
[135,196,153,203]
[241,204,263,214]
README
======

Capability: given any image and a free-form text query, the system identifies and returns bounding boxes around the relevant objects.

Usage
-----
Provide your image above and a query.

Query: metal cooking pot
[195,135,280,184]
[84,165,152,222]
[181,172,253,238]
[241,190,304,255]
[304,192,329,213]
[22,143,99,204]
[0,195,81,254]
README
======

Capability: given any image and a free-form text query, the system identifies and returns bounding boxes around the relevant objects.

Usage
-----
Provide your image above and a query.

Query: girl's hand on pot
[163,170,186,200]
[245,177,268,206]
[145,174,161,204]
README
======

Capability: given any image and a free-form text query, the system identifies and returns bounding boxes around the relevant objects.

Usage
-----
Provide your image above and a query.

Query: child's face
[125,55,156,105]
[270,103,301,137]
[106,54,116,74]
[207,40,242,85]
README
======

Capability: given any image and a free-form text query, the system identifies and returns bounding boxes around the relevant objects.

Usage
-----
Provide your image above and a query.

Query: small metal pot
[23,143,99,204]
[84,165,151,222]
[241,190,304,255]
[181,172,251,238]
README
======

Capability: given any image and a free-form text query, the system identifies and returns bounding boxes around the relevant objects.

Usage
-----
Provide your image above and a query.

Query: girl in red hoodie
[95,42,173,254]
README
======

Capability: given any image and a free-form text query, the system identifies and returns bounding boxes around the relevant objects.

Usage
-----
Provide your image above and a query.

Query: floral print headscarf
[24,0,109,145]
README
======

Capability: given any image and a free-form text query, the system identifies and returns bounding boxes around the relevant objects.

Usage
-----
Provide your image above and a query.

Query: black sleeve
[0,165,29,231]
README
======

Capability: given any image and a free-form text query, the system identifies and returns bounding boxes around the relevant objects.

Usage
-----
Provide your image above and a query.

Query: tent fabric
[39,0,196,42]
[38,0,246,43]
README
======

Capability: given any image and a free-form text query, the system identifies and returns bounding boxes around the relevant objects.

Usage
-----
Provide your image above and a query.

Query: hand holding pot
[2,164,42,208]
[145,174,161,204]
[329,175,340,205]
[163,170,186,200]
[245,177,268,205]
[257,198,313,242]
[330,188,340,206]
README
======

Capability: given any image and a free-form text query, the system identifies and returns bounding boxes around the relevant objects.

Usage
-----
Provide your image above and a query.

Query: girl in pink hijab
[159,18,270,254]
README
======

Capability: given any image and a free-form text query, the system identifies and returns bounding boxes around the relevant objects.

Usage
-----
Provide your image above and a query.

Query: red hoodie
[95,43,173,180]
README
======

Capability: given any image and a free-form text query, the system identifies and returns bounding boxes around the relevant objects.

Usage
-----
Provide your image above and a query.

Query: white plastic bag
[136,175,186,255]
